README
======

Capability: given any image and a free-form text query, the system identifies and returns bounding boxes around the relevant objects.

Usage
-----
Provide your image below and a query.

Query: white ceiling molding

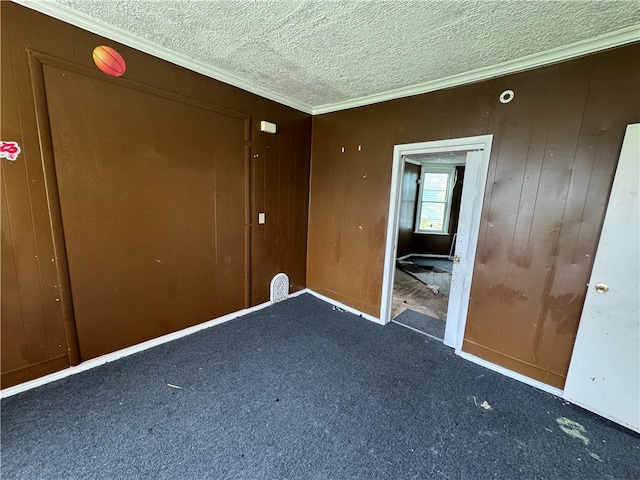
[12,0,315,113]
[312,25,640,115]
[11,1,640,116]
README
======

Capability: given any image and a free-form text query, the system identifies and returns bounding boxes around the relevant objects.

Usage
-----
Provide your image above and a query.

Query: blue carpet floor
[2,294,639,479]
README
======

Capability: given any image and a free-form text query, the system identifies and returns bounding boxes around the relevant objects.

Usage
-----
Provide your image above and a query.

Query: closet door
[44,65,247,360]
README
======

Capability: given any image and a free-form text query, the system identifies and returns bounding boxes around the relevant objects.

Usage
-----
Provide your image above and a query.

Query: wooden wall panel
[250,115,311,305]
[1,181,30,381]
[289,121,312,292]
[464,58,597,388]
[308,43,640,387]
[307,121,346,302]
[307,119,391,315]
[42,65,248,359]
[1,3,311,387]
[397,163,420,258]
[1,17,71,388]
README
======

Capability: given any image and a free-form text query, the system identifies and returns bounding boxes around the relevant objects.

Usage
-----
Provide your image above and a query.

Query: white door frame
[380,135,493,352]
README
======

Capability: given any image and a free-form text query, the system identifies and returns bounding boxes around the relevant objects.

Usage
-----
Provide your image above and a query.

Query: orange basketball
[92,46,126,77]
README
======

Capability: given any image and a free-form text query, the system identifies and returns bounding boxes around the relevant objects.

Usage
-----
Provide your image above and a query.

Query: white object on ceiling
[13,0,640,114]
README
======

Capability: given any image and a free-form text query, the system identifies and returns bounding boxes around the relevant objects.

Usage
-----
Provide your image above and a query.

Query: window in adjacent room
[415,165,457,234]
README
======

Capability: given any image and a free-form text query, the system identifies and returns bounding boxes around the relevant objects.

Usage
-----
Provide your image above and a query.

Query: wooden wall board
[308,43,640,387]
[1,2,311,387]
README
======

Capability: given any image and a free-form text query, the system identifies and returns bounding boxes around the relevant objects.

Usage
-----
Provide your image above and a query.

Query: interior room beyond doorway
[391,154,465,339]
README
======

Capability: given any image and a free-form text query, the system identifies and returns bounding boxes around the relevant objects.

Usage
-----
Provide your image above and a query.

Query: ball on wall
[92,46,127,77]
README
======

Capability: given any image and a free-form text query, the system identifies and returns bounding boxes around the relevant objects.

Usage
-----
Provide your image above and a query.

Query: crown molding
[11,1,640,117]
[312,25,640,115]
[11,0,315,114]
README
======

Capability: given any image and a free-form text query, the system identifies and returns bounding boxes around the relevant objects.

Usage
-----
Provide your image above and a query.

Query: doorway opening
[391,154,463,340]
[380,135,493,352]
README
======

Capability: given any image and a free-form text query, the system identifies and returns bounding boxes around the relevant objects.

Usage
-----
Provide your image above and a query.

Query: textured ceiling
[20,0,640,113]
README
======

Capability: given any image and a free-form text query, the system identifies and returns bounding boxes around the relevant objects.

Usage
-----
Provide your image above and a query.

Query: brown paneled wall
[396,163,420,258]
[1,3,311,388]
[2,2,639,392]
[308,43,640,388]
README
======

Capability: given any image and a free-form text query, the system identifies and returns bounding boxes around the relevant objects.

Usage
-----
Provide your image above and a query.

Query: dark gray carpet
[2,294,639,480]
[393,309,446,340]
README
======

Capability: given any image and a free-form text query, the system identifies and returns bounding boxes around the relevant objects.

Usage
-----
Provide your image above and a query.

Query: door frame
[380,135,493,352]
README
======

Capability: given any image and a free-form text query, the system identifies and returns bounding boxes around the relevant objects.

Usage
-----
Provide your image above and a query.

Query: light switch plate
[258,212,266,224]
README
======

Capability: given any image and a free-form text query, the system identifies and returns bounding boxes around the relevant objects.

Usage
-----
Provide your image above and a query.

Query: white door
[564,124,640,433]
[444,150,486,349]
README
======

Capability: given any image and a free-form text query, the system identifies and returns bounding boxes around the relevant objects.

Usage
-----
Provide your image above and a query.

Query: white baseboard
[305,289,383,325]
[287,288,308,299]
[0,289,368,398]
[457,351,564,397]
[1,298,284,399]
[2,289,563,402]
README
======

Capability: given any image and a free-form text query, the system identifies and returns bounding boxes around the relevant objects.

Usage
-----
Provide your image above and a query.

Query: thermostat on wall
[260,121,277,134]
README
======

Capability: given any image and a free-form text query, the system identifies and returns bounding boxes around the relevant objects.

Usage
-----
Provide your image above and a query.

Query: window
[415,165,457,234]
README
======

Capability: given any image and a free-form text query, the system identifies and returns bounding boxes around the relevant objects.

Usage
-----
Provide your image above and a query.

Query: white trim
[403,158,421,166]
[11,1,639,116]
[1,288,311,398]
[413,157,467,166]
[1,295,307,399]
[458,351,564,398]
[0,283,564,403]
[11,0,314,114]
[381,135,493,352]
[401,141,487,155]
[380,146,406,325]
[288,288,309,298]
[306,289,383,325]
[312,26,640,114]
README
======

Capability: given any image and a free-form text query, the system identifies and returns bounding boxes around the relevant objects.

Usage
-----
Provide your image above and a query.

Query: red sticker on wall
[92,45,127,77]
[0,141,21,161]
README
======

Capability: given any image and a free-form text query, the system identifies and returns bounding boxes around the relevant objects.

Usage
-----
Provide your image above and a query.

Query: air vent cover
[270,273,289,304]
